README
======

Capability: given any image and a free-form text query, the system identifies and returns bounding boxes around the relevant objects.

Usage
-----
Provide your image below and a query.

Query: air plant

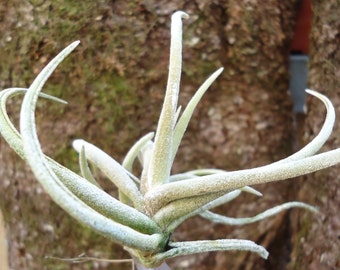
[0,10,339,269]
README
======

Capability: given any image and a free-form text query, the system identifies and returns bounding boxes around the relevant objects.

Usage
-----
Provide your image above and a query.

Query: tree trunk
[0,1,338,269]
[288,1,340,269]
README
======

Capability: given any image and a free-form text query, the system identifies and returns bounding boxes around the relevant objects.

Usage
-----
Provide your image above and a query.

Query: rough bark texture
[0,0,338,269]
[287,1,340,269]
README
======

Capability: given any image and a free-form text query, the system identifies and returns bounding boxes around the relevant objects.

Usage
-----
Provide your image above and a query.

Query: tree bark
[0,1,338,269]
[288,1,340,269]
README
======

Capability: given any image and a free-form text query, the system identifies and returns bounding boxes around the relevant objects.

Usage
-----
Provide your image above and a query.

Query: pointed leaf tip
[71,40,80,47]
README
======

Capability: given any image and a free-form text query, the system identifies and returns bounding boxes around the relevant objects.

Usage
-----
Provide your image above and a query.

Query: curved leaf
[200,201,317,225]
[18,42,162,243]
[148,239,268,266]
[73,139,143,208]
[122,132,154,172]
[79,145,100,187]
[171,68,223,163]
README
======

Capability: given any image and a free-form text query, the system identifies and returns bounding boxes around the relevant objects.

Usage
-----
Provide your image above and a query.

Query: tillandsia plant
[0,10,339,269]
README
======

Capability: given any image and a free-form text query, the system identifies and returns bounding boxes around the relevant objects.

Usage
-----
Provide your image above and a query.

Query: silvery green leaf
[0,88,158,234]
[171,68,224,163]
[169,172,197,182]
[163,190,242,232]
[147,12,189,190]
[0,87,66,158]
[122,132,154,172]
[79,145,100,187]
[73,139,143,208]
[151,239,269,263]
[18,41,162,239]
[200,201,317,225]
[145,147,340,214]
[272,89,335,164]
[153,191,226,231]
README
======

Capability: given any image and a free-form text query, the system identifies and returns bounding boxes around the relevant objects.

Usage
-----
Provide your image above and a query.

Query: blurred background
[0,0,339,269]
